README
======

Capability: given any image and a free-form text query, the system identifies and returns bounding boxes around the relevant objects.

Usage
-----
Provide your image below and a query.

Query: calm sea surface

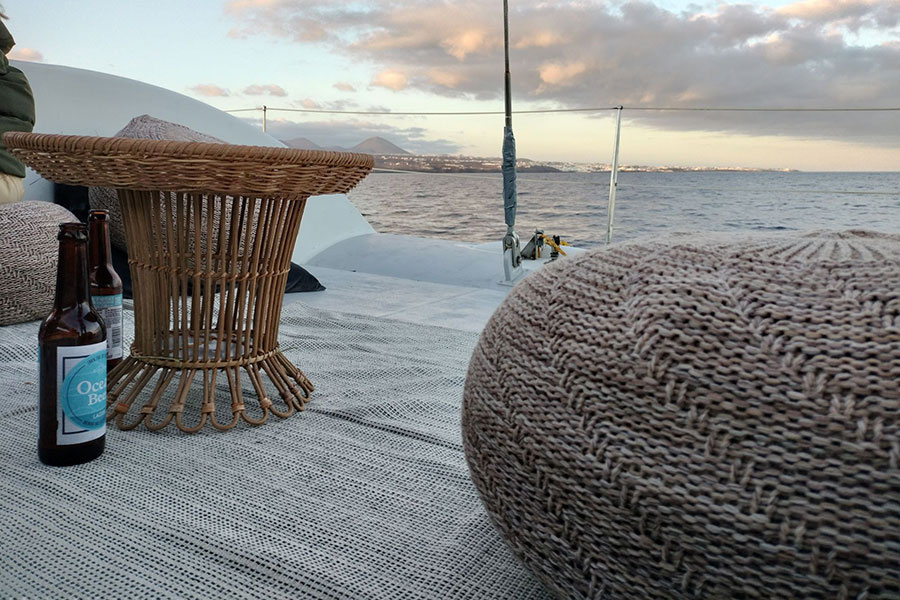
[346,171,900,248]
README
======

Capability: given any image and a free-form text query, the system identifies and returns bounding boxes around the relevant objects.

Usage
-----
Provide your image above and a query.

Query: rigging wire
[626,107,900,112]
[227,105,900,116]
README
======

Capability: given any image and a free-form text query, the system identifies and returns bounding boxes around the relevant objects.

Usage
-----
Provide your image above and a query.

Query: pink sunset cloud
[189,84,231,97]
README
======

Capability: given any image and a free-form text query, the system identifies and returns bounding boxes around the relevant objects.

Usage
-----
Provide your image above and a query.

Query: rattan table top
[3,132,374,200]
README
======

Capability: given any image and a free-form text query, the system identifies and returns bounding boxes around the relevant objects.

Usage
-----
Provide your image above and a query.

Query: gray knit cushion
[462,230,900,599]
[89,114,223,250]
[0,201,77,325]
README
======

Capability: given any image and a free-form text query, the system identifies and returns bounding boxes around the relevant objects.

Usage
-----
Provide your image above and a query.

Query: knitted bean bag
[0,201,77,325]
[89,114,223,251]
[462,231,900,599]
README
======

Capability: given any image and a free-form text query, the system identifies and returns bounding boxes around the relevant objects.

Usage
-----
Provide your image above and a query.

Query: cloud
[371,69,408,91]
[225,0,900,143]
[193,82,286,98]
[226,0,281,10]
[333,82,356,92]
[777,0,900,31]
[243,83,288,96]
[441,29,492,60]
[225,0,337,42]
[189,84,231,97]
[291,98,359,111]
[258,117,461,154]
[538,61,588,88]
[515,31,563,49]
[427,69,464,89]
[8,47,44,62]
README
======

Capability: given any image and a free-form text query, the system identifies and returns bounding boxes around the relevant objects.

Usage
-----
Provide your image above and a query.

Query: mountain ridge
[281,136,323,150]
[282,136,410,155]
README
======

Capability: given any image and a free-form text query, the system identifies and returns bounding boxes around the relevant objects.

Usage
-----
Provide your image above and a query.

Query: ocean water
[346,171,900,248]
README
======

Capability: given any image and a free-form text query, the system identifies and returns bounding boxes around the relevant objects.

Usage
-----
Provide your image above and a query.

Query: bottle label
[56,342,107,446]
[91,294,124,360]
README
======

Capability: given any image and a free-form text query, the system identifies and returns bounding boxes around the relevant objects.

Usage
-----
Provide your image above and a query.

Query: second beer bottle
[88,209,124,372]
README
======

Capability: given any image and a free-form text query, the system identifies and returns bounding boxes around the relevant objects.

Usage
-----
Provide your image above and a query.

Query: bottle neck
[55,236,92,310]
[89,217,113,270]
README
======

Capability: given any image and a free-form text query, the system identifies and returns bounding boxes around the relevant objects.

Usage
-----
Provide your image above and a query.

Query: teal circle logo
[61,350,107,430]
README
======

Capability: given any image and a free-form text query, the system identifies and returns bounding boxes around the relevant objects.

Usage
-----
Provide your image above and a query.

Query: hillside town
[281,136,795,173]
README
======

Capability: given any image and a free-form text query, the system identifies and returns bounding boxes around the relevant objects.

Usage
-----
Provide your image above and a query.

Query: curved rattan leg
[210,367,243,431]
[108,356,130,383]
[274,350,314,402]
[144,407,175,431]
[203,369,238,431]
[107,356,144,403]
[121,368,177,431]
[258,358,297,418]
[174,372,210,434]
[272,352,309,411]
[241,365,272,425]
[172,370,208,433]
[108,358,155,427]
[114,365,164,430]
[175,411,207,433]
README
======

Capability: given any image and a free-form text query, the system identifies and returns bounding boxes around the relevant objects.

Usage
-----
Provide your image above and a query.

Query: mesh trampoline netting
[0,302,548,599]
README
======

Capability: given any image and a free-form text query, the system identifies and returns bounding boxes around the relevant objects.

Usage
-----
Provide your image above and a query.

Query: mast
[504,0,512,132]
[500,0,523,284]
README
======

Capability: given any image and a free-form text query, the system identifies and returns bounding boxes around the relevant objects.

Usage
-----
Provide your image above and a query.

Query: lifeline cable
[227,106,900,116]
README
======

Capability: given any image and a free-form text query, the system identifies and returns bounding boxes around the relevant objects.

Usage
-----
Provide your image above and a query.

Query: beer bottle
[38,223,107,466]
[88,209,124,372]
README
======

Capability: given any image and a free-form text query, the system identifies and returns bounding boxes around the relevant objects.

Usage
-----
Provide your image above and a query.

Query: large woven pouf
[462,231,900,599]
[0,201,77,326]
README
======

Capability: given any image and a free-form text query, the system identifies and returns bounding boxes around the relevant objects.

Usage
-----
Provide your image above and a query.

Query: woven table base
[108,347,313,432]
[109,188,314,433]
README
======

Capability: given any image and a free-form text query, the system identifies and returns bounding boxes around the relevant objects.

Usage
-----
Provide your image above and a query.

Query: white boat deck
[288,266,510,333]
[291,232,588,332]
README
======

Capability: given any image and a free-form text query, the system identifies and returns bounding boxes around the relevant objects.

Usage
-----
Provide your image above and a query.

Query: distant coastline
[281,135,796,173]
[373,155,797,174]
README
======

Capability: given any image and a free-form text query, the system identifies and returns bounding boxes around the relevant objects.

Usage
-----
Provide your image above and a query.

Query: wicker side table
[6,133,373,432]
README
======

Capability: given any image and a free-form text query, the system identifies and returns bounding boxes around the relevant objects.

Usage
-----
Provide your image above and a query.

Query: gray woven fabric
[89,114,224,250]
[0,302,548,599]
[463,230,900,599]
[0,200,76,326]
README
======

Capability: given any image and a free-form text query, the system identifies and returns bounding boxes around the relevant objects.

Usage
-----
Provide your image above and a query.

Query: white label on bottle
[56,342,107,446]
[91,294,123,360]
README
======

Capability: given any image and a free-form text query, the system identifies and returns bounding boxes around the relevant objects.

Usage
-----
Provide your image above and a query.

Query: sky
[5,0,900,170]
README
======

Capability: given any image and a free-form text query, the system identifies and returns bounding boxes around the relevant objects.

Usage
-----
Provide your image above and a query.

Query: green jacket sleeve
[0,22,36,179]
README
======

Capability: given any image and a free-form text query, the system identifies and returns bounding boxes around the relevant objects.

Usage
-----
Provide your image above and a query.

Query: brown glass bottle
[88,209,124,372]
[39,223,107,466]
